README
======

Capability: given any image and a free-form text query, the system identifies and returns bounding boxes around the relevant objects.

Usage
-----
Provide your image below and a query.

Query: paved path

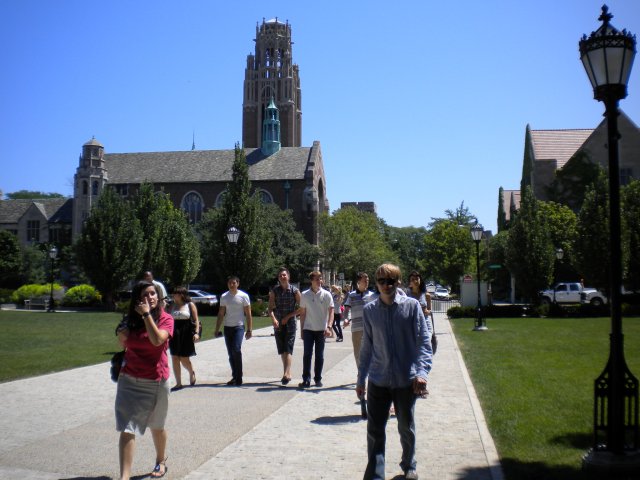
[0,313,503,480]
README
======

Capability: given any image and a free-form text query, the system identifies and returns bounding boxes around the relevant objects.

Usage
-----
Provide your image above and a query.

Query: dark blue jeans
[224,326,244,381]
[302,329,326,382]
[363,381,417,480]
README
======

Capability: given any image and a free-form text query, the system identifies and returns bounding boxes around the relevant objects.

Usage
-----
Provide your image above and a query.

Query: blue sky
[1,0,639,233]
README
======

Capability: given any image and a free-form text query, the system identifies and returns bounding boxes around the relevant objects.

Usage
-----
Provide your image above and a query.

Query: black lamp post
[579,5,639,472]
[226,226,240,276]
[47,245,58,313]
[471,223,486,331]
[554,248,564,304]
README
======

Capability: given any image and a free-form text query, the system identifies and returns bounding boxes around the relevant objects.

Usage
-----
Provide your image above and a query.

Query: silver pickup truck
[539,282,607,306]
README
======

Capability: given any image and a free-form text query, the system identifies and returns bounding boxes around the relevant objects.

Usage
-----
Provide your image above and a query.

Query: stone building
[1,19,329,248]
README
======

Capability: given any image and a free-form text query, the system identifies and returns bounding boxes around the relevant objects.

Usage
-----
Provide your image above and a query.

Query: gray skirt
[115,373,170,435]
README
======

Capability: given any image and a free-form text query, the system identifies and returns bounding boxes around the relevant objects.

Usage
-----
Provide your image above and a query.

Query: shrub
[251,298,268,317]
[11,284,63,305]
[0,288,14,304]
[447,306,477,318]
[62,284,102,307]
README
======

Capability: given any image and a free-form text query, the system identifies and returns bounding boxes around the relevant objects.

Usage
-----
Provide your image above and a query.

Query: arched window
[181,191,204,224]
[256,189,274,204]
[92,181,99,196]
[82,181,88,195]
[215,190,228,208]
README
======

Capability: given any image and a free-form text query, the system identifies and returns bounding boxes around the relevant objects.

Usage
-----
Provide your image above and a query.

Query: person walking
[167,287,200,391]
[268,267,301,385]
[330,285,344,342]
[215,276,253,386]
[343,272,375,368]
[357,263,433,480]
[298,271,334,388]
[115,280,174,480]
[143,271,168,307]
[406,271,436,353]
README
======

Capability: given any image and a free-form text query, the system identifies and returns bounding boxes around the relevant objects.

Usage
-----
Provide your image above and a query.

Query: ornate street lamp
[579,5,639,472]
[553,248,564,304]
[470,223,486,331]
[47,245,58,313]
[226,226,240,275]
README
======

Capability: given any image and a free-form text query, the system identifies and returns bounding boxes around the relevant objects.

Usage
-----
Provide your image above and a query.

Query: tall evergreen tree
[199,144,270,290]
[505,186,554,302]
[574,171,610,294]
[76,187,144,306]
[0,230,22,288]
[497,187,507,232]
[622,179,640,292]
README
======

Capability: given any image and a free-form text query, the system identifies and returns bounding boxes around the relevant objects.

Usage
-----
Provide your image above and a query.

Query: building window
[27,220,40,243]
[215,190,228,208]
[114,184,129,196]
[620,168,634,186]
[181,191,204,224]
[256,189,273,204]
[92,180,99,196]
[82,181,88,195]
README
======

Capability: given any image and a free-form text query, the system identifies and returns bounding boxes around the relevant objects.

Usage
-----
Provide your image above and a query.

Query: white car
[188,290,218,306]
[433,287,450,300]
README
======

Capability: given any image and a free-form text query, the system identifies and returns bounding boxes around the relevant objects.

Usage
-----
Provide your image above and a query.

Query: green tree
[622,179,640,292]
[537,200,579,282]
[430,201,476,228]
[319,211,354,283]
[385,225,429,277]
[261,204,319,284]
[199,144,270,291]
[76,187,144,306]
[497,187,508,232]
[162,207,201,287]
[424,220,473,289]
[574,171,610,294]
[5,190,65,199]
[0,230,22,288]
[486,231,511,300]
[505,187,554,302]
[133,183,173,277]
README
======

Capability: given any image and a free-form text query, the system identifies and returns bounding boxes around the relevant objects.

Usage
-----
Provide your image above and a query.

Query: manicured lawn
[0,310,272,383]
[451,316,640,480]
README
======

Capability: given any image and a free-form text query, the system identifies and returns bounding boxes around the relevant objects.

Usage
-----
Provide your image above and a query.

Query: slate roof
[0,198,71,224]
[105,147,312,185]
[530,129,594,169]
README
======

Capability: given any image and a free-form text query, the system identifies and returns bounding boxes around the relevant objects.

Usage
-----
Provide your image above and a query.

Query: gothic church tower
[72,137,107,239]
[242,18,301,148]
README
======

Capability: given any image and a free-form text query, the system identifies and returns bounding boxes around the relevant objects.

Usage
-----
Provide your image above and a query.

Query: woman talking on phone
[115,280,174,479]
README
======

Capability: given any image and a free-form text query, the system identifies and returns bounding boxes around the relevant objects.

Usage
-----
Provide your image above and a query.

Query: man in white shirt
[215,276,253,386]
[298,271,334,388]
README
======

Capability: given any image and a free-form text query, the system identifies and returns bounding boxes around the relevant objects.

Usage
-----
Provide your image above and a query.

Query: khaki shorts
[115,373,170,435]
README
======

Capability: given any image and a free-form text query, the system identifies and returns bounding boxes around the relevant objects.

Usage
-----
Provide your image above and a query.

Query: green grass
[0,310,273,383]
[451,316,640,480]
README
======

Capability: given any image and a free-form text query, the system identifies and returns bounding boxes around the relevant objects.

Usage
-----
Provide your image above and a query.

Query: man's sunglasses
[376,278,397,286]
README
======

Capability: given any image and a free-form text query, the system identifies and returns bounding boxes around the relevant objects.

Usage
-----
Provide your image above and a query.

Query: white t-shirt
[220,290,251,327]
[300,288,334,331]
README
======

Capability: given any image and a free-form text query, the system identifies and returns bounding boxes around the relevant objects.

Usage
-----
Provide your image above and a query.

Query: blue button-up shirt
[357,293,432,389]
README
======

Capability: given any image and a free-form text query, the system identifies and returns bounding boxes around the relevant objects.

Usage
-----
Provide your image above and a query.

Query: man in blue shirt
[356,263,432,480]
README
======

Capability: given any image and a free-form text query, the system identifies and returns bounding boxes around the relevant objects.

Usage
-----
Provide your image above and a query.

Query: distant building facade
[340,202,377,214]
[1,19,329,249]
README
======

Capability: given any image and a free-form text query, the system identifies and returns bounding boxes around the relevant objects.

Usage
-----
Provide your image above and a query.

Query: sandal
[190,371,196,386]
[151,457,168,478]
[170,384,183,392]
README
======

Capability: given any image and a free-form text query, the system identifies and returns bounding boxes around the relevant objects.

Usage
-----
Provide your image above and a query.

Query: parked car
[433,287,450,300]
[539,282,607,306]
[188,290,218,306]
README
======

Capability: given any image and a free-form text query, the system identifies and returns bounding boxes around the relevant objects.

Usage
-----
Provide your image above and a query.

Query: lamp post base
[582,448,640,479]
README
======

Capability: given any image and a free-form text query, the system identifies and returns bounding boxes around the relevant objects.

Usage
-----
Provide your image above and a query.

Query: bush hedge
[11,284,63,306]
[62,284,102,307]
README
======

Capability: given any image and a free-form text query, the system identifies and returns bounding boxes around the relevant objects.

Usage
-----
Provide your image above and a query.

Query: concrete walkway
[0,313,503,480]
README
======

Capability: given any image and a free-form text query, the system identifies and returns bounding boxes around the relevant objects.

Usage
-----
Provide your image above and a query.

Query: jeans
[224,326,244,381]
[302,329,326,382]
[332,313,343,339]
[363,382,417,480]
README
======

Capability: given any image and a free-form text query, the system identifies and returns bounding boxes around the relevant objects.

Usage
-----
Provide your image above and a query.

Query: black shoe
[404,468,419,480]
[298,381,311,388]
[336,338,343,342]
[281,376,291,385]
[315,380,323,387]
[236,378,243,386]
[227,378,236,386]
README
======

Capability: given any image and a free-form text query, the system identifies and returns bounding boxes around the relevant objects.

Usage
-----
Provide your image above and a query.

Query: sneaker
[404,469,419,480]
[315,380,323,387]
[298,381,311,388]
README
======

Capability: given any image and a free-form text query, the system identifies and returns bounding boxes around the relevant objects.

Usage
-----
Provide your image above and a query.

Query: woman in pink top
[115,280,174,479]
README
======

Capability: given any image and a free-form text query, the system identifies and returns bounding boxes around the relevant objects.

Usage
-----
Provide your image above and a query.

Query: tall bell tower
[242,18,301,149]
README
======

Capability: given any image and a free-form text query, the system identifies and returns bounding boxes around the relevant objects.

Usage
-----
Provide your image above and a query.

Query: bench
[25,297,50,310]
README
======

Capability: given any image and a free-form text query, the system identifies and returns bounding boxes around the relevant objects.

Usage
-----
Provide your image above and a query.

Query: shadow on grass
[550,431,592,449]
[498,457,586,480]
